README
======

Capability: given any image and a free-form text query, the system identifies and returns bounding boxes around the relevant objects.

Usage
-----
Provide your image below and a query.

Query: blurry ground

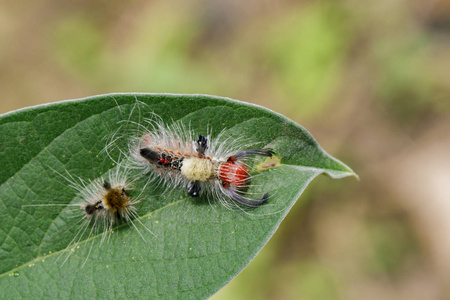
[1,0,450,299]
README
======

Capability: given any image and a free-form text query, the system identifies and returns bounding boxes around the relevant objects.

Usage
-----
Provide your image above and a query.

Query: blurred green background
[1,0,450,299]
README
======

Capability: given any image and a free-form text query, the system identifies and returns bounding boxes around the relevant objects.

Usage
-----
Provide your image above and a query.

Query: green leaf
[0,94,356,299]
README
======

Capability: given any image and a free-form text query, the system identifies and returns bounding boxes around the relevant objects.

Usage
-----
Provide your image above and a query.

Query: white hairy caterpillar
[124,115,275,209]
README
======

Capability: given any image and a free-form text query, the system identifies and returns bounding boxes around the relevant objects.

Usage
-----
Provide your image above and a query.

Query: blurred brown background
[1,0,450,299]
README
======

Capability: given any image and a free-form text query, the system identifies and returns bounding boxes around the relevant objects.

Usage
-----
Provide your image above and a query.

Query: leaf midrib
[0,197,188,278]
[2,161,352,278]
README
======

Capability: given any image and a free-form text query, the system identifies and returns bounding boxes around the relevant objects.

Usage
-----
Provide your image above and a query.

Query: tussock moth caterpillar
[25,165,152,266]
[126,116,274,208]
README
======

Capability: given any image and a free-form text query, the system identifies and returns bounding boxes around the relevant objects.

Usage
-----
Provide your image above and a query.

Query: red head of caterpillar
[129,118,274,208]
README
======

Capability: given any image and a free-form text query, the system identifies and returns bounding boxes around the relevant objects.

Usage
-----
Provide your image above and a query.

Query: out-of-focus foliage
[1,0,449,299]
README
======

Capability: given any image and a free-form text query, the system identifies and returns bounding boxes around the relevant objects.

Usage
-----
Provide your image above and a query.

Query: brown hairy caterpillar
[25,165,152,267]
